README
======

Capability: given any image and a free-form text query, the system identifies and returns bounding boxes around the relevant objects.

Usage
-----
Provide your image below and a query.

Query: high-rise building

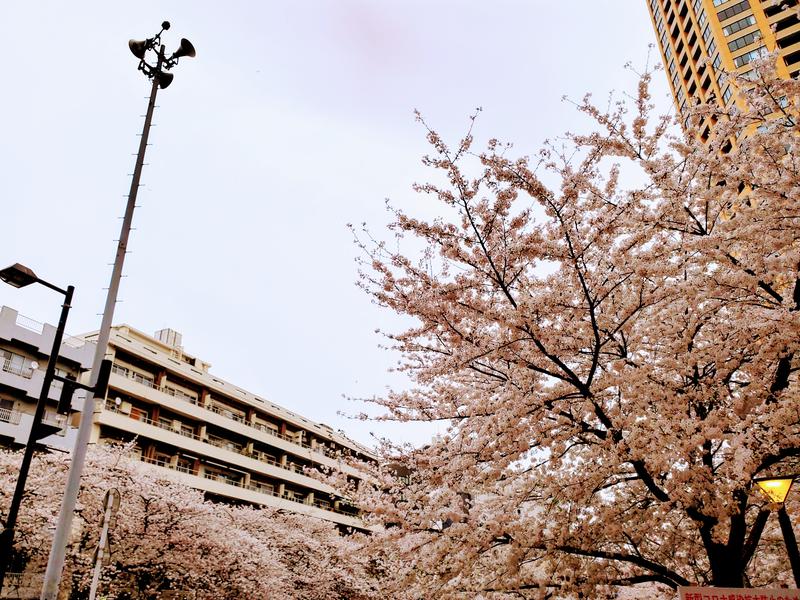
[646,0,799,119]
[0,305,375,530]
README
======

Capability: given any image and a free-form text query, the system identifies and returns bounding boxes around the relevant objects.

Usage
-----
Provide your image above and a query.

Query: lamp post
[0,264,74,591]
[40,22,195,600]
[754,475,800,587]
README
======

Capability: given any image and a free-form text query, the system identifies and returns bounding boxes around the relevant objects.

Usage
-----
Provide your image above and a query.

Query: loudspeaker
[173,38,196,59]
[128,39,149,60]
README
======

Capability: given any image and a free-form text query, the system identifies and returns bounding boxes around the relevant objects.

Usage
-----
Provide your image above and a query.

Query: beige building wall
[0,305,374,529]
[81,324,374,529]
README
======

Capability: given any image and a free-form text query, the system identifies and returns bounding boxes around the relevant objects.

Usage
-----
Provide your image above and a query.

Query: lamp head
[755,476,796,504]
[0,263,38,288]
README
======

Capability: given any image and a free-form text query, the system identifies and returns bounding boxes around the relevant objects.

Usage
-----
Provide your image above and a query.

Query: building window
[722,85,733,103]
[728,31,760,52]
[717,1,751,22]
[723,15,756,36]
[733,46,766,67]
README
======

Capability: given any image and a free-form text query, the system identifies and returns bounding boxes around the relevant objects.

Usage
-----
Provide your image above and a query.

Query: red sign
[678,586,800,600]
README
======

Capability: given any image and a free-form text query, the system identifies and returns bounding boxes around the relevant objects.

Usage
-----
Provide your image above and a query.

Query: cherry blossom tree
[350,58,800,598]
[0,445,382,600]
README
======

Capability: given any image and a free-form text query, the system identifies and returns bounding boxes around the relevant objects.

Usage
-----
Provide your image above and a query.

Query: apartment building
[0,305,375,529]
[646,0,799,126]
[0,306,94,452]
[82,323,374,530]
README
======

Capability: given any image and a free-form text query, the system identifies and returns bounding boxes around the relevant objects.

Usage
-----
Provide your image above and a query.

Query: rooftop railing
[14,312,87,348]
[14,313,44,334]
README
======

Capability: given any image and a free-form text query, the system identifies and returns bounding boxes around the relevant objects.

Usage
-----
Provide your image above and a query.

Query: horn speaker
[157,71,174,89]
[172,38,196,59]
[128,39,149,60]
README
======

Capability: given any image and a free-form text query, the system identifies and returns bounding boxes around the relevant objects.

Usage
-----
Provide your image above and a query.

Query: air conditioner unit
[120,401,132,415]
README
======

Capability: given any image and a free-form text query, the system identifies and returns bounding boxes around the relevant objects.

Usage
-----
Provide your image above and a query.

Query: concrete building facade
[0,306,94,452]
[0,306,374,529]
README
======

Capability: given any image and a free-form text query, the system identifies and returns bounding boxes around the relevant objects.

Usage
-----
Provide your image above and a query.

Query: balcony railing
[111,364,155,388]
[110,364,328,454]
[42,411,67,436]
[1,358,34,379]
[0,407,21,425]
[104,402,311,478]
[161,384,198,404]
[208,403,246,424]
[137,454,358,519]
[206,434,243,454]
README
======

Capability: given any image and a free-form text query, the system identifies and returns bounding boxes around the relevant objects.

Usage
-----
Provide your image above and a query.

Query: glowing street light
[754,475,800,587]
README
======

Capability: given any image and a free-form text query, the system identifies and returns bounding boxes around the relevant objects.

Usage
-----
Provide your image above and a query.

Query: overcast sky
[0,1,668,448]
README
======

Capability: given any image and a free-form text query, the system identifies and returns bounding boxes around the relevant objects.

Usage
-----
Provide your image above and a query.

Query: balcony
[111,364,156,388]
[111,364,334,455]
[1,358,34,379]
[0,407,73,450]
[108,363,368,481]
[104,402,312,479]
[0,407,21,425]
[137,454,359,521]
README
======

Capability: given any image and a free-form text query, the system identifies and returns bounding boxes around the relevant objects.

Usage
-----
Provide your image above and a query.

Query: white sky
[0,1,668,448]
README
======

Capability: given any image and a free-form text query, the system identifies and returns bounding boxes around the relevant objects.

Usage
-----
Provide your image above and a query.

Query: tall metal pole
[777,506,800,588]
[40,49,163,600]
[0,285,74,591]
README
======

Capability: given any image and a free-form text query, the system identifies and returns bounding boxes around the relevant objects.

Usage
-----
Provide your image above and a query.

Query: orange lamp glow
[755,476,796,504]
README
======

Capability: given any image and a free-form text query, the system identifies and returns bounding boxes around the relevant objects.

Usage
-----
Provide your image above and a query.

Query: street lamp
[40,22,196,600]
[754,475,800,587]
[0,264,74,590]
